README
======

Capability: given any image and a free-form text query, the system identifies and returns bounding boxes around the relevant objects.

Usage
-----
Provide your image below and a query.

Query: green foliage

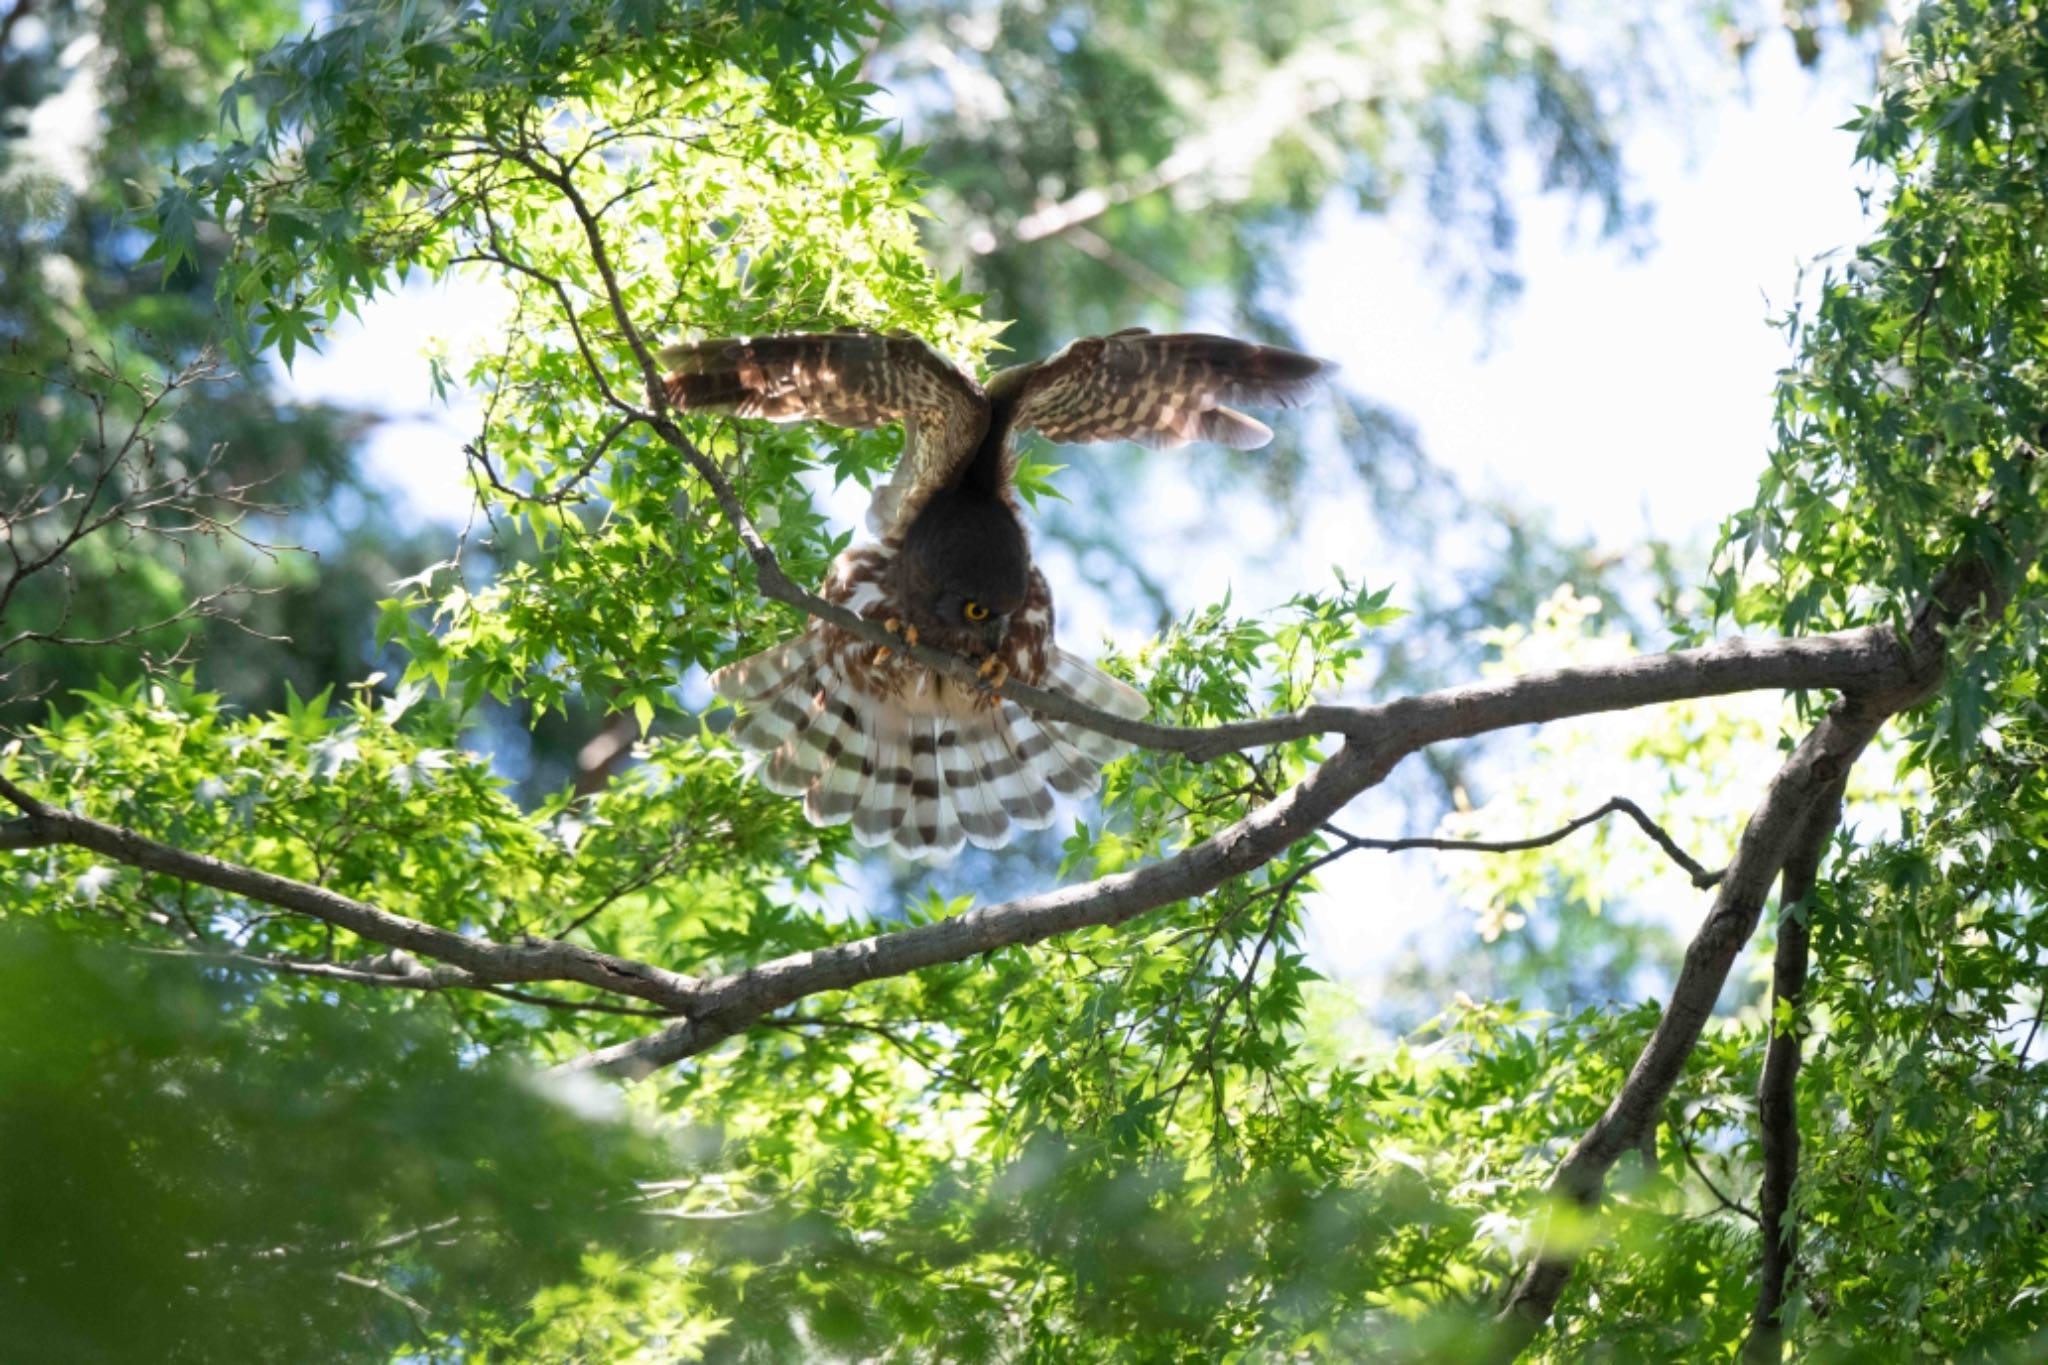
[1714,4,2048,725]
[8,673,835,1058]
[170,0,999,725]
[0,0,446,723]
[0,920,670,1363]
[1785,755,2048,1357]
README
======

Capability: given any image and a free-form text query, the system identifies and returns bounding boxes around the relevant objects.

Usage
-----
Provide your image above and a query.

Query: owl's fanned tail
[710,639,1148,860]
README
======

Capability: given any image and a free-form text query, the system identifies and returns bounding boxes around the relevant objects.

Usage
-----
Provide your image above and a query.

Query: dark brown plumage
[664,327,1335,858]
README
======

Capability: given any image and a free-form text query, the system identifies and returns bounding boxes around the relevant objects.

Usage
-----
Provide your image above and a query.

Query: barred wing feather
[1006,330,1333,455]
[658,330,990,540]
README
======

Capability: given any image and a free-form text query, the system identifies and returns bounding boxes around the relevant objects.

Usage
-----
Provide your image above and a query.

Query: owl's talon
[976,656,1009,688]
[904,624,919,647]
[874,645,891,662]
[883,617,903,636]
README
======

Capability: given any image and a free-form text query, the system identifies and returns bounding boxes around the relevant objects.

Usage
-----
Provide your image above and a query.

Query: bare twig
[335,1271,431,1335]
[0,353,297,701]
[763,1013,989,1097]
[1672,1118,1761,1226]
[1322,795,1723,889]
[134,946,671,1018]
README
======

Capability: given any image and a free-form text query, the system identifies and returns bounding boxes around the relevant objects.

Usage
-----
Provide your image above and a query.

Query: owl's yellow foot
[882,618,919,648]
[974,655,1009,705]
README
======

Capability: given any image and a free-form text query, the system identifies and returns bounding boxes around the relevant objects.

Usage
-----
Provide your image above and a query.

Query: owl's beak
[981,618,1009,653]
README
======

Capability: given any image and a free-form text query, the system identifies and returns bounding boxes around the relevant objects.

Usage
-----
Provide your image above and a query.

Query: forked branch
[1488,538,2021,1357]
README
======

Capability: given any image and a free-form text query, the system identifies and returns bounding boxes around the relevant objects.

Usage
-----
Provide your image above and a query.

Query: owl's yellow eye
[962,600,990,623]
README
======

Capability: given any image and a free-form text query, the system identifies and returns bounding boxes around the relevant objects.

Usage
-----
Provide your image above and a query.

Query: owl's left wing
[659,330,990,535]
[1004,329,1333,454]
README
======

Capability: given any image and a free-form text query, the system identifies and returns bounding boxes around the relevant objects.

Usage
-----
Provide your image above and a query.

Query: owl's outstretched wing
[659,330,990,537]
[1003,329,1333,454]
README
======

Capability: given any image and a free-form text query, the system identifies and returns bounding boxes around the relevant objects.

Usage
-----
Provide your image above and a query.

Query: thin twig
[1672,1119,1761,1225]
[1322,795,1724,889]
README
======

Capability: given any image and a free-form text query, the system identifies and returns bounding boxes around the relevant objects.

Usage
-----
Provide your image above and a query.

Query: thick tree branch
[1489,701,1876,1354]
[559,592,1952,1081]
[1741,792,1836,1361]
[0,584,1972,1085]
[0,773,700,1012]
[0,816,53,851]
[1489,533,2019,1356]
[561,735,1401,1079]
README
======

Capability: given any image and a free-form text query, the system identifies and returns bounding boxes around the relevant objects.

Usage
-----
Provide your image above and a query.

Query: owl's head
[890,488,1030,655]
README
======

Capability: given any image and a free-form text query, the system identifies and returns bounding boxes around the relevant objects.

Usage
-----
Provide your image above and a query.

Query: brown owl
[667,327,1333,859]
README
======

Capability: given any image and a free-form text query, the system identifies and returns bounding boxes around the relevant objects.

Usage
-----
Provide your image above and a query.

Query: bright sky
[279,30,1882,995]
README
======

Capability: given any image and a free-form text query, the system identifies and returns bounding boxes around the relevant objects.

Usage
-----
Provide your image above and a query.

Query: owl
[667,327,1333,858]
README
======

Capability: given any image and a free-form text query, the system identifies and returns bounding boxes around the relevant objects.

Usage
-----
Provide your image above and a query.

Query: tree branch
[1741,791,1836,1361]
[0,772,700,1012]
[1673,1117,1762,1226]
[1323,794,1723,889]
[1489,531,2019,1356]
[0,574,1971,1086]
[558,593,1952,1082]
[135,945,670,1017]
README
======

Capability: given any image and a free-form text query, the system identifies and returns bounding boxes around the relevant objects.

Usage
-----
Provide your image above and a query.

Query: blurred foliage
[0,0,445,722]
[0,0,2045,1361]
[880,0,1647,354]
[0,919,671,1363]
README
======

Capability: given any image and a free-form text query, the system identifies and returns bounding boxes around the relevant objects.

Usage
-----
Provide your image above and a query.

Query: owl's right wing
[659,330,989,536]
[1004,329,1333,454]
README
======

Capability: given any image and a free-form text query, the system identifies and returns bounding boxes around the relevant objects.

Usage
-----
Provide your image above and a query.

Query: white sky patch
[1295,38,1875,554]
[279,274,513,528]
[8,32,105,196]
[1290,42,1882,988]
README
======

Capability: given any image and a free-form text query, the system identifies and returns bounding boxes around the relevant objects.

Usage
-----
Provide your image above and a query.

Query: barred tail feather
[1002,706,1095,796]
[760,658,844,796]
[907,716,965,858]
[715,638,1151,861]
[1046,649,1148,721]
[941,722,1011,848]
[712,635,820,707]
[852,706,913,847]
[719,642,827,761]
[963,722,1051,832]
